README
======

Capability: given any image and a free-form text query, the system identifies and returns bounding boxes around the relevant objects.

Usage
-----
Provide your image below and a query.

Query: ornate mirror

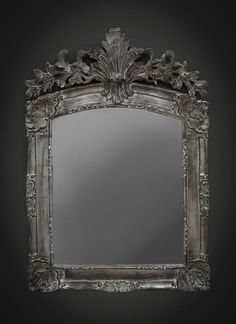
[25,28,210,292]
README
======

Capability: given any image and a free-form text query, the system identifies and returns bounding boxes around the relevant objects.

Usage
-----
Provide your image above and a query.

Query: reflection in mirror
[52,108,183,265]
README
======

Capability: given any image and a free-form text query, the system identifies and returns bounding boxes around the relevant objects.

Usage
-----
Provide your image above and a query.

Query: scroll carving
[25,28,207,103]
[177,259,210,291]
[29,259,63,292]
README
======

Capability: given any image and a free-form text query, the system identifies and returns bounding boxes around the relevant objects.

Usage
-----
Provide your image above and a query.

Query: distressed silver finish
[26,28,210,292]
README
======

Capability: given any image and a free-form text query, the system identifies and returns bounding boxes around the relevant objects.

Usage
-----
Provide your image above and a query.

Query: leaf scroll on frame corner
[25,27,210,292]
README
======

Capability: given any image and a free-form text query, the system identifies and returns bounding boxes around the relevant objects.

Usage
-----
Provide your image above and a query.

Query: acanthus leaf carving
[25,28,208,103]
[29,259,63,292]
[177,259,210,291]
[87,28,153,103]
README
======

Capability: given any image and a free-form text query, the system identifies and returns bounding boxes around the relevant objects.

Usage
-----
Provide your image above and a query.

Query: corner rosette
[29,260,62,292]
[25,93,63,135]
[26,93,63,118]
[174,94,209,132]
[177,259,210,291]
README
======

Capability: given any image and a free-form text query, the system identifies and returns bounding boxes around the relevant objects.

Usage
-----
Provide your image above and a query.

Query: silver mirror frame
[25,28,210,292]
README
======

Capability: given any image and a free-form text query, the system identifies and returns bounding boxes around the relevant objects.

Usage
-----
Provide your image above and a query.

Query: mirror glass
[52,108,183,265]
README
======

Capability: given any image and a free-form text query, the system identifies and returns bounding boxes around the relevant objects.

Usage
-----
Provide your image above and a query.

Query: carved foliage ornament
[25,28,207,103]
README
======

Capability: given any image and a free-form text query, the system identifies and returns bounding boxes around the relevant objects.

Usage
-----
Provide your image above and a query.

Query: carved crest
[25,28,208,103]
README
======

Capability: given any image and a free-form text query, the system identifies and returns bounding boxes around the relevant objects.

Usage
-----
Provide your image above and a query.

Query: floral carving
[174,94,209,132]
[96,280,137,292]
[29,259,62,292]
[26,174,36,219]
[177,259,210,291]
[25,28,208,103]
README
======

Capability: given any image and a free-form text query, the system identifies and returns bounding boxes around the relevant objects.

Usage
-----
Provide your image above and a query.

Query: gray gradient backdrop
[52,109,183,265]
[1,0,235,323]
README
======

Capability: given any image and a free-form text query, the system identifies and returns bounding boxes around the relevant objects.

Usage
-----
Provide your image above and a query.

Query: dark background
[1,0,235,323]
